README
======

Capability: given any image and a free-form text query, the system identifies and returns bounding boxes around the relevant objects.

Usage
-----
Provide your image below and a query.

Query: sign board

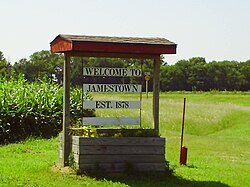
[83,84,142,93]
[84,100,141,109]
[83,117,140,126]
[144,75,150,81]
[83,67,141,77]
[82,66,142,126]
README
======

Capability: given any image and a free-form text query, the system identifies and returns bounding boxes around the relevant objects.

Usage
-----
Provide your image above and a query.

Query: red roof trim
[50,34,177,55]
[72,41,176,54]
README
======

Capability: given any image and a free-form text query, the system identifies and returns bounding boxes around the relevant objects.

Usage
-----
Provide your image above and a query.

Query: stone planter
[70,136,166,174]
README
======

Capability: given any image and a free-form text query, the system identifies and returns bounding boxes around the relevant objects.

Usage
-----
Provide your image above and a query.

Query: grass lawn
[0,92,249,186]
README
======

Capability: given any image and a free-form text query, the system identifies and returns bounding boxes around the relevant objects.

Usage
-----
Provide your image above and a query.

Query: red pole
[180,98,187,165]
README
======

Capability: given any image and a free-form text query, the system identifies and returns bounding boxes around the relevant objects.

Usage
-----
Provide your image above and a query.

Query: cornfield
[0,76,93,144]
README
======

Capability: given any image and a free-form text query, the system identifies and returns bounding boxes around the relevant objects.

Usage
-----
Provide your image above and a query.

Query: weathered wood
[72,145,164,155]
[132,163,166,172]
[61,54,71,166]
[153,55,160,135]
[58,133,63,162]
[72,137,165,146]
[50,36,72,52]
[74,154,165,164]
[77,163,166,173]
[59,136,166,173]
[82,117,140,126]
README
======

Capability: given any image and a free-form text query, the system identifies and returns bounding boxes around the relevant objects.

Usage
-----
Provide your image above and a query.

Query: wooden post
[146,80,149,99]
[180,98,187,165]
[153,55,160,135]
[180,98,186,151]
[61,53,71,166]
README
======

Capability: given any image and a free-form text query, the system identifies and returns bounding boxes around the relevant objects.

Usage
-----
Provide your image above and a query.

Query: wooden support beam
[153,55,161,135]
[61,54,71,166]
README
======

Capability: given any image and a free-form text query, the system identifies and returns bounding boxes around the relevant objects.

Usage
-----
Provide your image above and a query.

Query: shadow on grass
[87,165,230,187]
[102,172,229,187]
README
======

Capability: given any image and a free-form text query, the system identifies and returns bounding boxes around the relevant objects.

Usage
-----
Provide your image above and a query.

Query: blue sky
[1,0,250,64]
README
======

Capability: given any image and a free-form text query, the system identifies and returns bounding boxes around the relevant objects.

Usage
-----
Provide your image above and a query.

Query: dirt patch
[234,105,250,111]
[51,163,75,174]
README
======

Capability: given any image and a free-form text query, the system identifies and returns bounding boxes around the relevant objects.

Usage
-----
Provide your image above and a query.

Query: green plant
[71,125,98,137]
[68,152,78,172]
[71,127,159,138]
[0,92,250,186]
[112,129,159,137]
[0,76,94,144]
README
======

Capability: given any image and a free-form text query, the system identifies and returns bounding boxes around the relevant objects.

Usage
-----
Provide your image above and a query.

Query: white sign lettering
[84,100,141,109]
[83,84,142,93]
[83,67,141,77]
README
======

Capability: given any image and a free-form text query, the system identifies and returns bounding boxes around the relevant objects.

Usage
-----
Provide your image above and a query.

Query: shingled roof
[50,34,177,56]
[55,34,176,45]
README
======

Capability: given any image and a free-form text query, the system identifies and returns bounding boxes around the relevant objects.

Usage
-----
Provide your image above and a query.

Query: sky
[1,0,250,64]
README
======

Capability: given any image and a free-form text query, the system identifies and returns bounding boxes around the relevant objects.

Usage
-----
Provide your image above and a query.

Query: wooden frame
[50,34,177,167]
[59,135,166,173]
[61,54,71,165]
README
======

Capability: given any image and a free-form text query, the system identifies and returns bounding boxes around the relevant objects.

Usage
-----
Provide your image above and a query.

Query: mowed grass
[0,92,249,186]
[158,92,250,187]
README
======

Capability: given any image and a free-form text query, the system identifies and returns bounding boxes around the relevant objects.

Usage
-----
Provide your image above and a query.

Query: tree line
[1,50,249,91]
[161,57,250,91]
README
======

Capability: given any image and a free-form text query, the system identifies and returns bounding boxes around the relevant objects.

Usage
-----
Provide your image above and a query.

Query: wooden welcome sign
[83,67,141,126]
[51,34,177,167]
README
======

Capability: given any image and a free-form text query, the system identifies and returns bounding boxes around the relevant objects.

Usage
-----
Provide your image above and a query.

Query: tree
[206,61,243,91]
[187,57,207,91]
[174,59,192,90]
[0,51,5,61]
[239,60,250,90]
[10,50,250,91]
[0,51,11,78]
[13,50,64,82]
